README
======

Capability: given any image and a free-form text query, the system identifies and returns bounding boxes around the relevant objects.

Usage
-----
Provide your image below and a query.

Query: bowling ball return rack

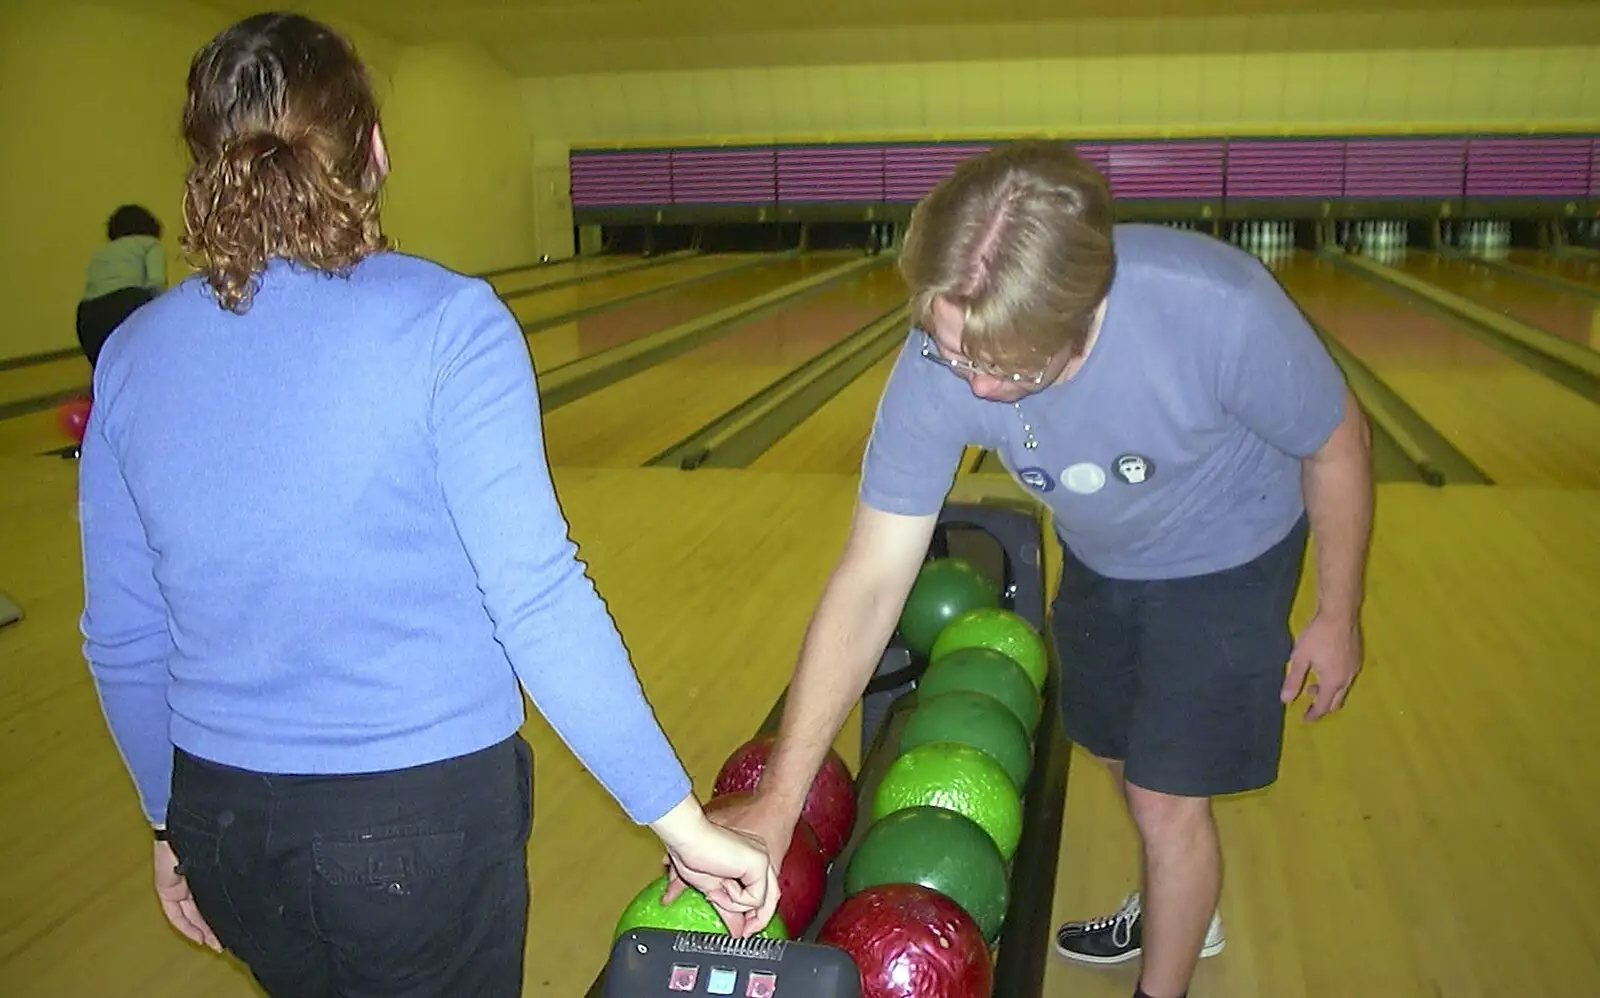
[591,495,1072,997]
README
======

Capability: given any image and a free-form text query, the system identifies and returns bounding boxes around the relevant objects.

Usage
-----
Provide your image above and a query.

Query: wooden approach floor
[2,249,1599,997]
[1044,484,1600,998]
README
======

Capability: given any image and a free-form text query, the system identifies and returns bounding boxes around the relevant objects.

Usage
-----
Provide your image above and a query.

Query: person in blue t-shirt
[77,204,166,370]
[78,13,777,996]
[698,141,1373,998]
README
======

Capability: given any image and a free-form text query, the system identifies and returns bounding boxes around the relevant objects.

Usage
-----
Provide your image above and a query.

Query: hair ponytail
[180,13,387,314]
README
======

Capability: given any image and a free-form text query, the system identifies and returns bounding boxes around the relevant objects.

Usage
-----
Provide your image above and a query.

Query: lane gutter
[538,255,887,413]
[645,305,910,470]
[1330,251,1600,407]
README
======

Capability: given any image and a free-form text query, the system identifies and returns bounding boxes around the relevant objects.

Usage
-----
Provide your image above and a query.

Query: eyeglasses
[917,330,1053,386]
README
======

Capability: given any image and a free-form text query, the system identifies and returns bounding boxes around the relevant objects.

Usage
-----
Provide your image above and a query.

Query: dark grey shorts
[1050,516,1309,798]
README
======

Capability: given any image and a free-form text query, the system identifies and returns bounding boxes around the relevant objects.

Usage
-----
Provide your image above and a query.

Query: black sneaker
[1053,892,1225,965]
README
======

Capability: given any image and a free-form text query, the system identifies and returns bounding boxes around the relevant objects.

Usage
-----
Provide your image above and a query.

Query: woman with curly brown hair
[76,12,777,997]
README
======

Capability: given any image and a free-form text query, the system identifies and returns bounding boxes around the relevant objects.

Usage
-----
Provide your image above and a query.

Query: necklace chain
[994,298,1103,455]
[1014,402,1038,450]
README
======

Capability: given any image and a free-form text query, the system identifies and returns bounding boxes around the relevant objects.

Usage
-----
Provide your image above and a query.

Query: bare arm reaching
[763,503,938,828]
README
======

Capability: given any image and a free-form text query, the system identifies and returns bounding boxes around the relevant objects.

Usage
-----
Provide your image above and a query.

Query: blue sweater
[79,252,692,827]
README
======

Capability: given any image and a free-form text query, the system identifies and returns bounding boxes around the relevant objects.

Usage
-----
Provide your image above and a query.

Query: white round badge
[1062,462,1107,495]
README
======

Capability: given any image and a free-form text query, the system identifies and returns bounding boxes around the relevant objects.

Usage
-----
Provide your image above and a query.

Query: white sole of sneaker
[1052,936,1226,966]
[1052,944,1142,965]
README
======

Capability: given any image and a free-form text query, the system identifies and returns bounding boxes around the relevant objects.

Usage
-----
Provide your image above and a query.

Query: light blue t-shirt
[83,234,166,300]
[79,251,692,827]
[860,224,1348,580]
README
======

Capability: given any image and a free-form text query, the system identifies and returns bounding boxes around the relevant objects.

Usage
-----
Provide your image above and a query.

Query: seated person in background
[78,204,166,370]
[78,12,778,998]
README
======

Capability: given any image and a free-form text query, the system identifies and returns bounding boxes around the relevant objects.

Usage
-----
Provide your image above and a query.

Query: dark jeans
[76,285,154,371]
[167,735,533,998]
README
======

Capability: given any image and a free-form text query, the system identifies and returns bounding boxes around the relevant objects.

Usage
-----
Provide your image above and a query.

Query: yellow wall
[379,42,540,275]
[527,139,578,263]
[521,8,1600,147]
[0,0,226,361]
[0,2,540,363]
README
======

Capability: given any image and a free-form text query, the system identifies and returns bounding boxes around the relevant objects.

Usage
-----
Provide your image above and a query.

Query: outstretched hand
[1282,612,1363,721]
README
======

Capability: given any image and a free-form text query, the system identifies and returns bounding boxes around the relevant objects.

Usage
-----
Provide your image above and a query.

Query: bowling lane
[485,253,655,297]
[0,355,89,409]
[1280,254,1600,489]
[1511,249,1600,291]
[1389,253,1599,347]
[0,406,69,459]
[750,353,895,474]
[506,252,765,331]
[539,259,904,467]
[525,253,846,372]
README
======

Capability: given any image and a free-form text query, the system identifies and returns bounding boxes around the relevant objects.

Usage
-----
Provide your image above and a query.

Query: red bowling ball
[712,734,857,861]
[57,396,92,443]
[704,792,828,935]
[818,883,993,998]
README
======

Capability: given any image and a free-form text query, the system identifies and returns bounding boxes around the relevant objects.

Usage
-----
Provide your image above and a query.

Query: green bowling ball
[872,742,1023,862]
[930,608,1047,692]
[844,805,1011,943]
[614,875,789,941]
[900,691,1033,793]
[897,557,1000,659]
[916,647,1042,734]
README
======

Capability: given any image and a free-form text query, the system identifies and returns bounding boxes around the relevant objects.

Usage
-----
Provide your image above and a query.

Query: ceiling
[197,0,1600,75]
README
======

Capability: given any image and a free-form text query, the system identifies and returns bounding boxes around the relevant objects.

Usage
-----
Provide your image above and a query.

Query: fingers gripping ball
[703,793,828,936]
[614,874,789,941]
